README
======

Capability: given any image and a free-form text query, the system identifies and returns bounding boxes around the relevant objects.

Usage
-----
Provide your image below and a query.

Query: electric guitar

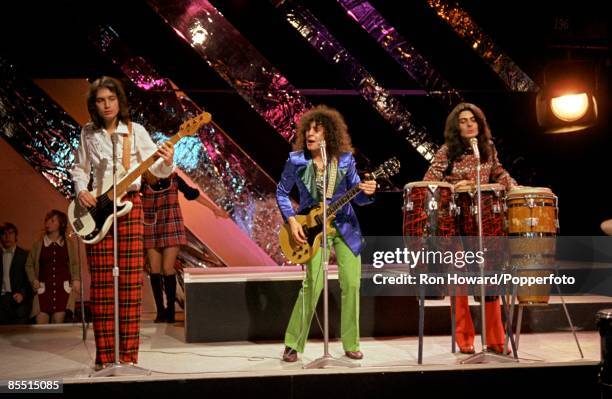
[279,157,400,264]
[67,112,211,244]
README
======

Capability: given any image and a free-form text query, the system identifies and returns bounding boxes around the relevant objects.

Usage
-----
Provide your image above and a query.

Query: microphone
[320,139,327,165]
[469,137,480,160]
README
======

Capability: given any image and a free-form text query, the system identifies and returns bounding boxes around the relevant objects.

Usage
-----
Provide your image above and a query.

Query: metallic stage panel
[146,0,308,142]
[427,0,538,92]
[336,0,463,109]
[273,0,438,161]
[0,57,80,198]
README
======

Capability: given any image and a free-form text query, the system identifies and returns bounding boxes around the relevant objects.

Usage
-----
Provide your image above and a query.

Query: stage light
[536,61,598,134]
[550,93,589,122]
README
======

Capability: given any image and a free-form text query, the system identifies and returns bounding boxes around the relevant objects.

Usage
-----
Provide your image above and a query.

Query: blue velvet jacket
[276,151,374,256]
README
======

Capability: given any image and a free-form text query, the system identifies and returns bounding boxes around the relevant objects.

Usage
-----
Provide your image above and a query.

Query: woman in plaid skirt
[70,76,175,370]
[142,171,227,323]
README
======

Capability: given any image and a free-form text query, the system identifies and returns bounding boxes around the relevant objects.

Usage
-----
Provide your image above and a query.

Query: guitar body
[278,204,336,264]
[67,169,133,244]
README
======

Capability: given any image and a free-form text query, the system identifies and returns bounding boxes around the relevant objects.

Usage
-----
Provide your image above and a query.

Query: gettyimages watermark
[371,247,485,269]
[360,236,612,297]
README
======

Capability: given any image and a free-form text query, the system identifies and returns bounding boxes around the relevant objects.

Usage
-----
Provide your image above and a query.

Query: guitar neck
[326,185,362,217]
[110,132,182,198]
[322,159,398,218]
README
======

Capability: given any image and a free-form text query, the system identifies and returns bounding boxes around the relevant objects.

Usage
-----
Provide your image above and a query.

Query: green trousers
[284,233,361,353]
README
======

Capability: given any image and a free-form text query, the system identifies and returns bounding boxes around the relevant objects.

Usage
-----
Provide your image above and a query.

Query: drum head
[405,181,453,190]
[507,186,554,199]
[455,183,505,193]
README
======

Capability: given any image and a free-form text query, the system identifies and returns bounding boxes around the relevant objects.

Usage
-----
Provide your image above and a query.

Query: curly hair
[443,103,493,174]
[293,105,353,160]
[86,76,130,129]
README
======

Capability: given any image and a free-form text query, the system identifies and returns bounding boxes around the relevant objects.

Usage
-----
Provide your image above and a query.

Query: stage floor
[0,318,598,383]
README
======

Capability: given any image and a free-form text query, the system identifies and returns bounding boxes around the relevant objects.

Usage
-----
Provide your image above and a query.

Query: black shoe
[154,311,167,323]
[345,351,364,360]
[282,346,298,362]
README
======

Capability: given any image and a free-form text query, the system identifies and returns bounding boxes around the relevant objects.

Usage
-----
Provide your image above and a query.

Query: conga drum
[506,187,559,305]
[403,181,456,237]
[403,181,458,298]
[455,183,506,236]
[455,183,507,299]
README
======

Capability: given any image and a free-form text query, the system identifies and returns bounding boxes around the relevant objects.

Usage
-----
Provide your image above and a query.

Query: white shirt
[70,121,174,196]
[2,246,15,294]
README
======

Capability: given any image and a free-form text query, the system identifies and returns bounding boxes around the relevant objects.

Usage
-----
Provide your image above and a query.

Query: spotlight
[536,61,598,133]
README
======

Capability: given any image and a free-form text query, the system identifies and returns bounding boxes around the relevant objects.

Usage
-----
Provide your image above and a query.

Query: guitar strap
[315,158,338,200]
[325,159,338,200]
[122,121,132,171]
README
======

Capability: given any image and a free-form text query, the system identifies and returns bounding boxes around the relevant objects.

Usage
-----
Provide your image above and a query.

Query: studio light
[536,61,598,133]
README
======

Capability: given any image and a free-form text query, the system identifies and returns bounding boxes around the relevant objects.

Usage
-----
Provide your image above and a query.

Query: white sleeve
[70,128,91,196]
[135,123,174,178]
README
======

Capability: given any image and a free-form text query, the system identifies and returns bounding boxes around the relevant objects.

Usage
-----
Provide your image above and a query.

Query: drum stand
[305,140,356,369]
[460,159,518,364]
[503,266,584,358]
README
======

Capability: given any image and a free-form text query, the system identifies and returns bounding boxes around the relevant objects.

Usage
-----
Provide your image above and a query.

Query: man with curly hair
[277,105,376,362]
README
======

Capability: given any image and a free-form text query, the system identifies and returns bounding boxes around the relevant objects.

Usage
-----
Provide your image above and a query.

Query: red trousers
[454,295,505,348]
[87,193,144,365]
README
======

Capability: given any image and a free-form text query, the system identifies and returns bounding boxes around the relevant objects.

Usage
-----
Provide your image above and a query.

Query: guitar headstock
[370,157,400,180]
[179,112,212,137]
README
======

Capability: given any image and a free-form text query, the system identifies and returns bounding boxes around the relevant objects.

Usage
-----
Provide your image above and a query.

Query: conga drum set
[402,181,582,361]
[403,182,560,305]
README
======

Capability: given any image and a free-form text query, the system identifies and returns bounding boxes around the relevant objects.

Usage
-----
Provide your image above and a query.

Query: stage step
[184,267,612,342]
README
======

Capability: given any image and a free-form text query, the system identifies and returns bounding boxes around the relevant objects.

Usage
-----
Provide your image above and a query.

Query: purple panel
[337,0,463,108]
[274,0,438,161]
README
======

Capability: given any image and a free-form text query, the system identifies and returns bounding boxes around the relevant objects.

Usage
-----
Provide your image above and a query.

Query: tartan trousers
[87,193,144,365]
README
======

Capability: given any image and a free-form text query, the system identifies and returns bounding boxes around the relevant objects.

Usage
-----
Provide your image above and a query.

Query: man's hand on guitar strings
[288,217,307,245]
[77,190,97,208]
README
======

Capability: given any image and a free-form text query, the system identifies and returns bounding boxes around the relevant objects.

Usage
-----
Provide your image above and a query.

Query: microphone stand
[69,231,88,342]
[461,138,516,364]
[93,131,150,377]
[305,140,356,369]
